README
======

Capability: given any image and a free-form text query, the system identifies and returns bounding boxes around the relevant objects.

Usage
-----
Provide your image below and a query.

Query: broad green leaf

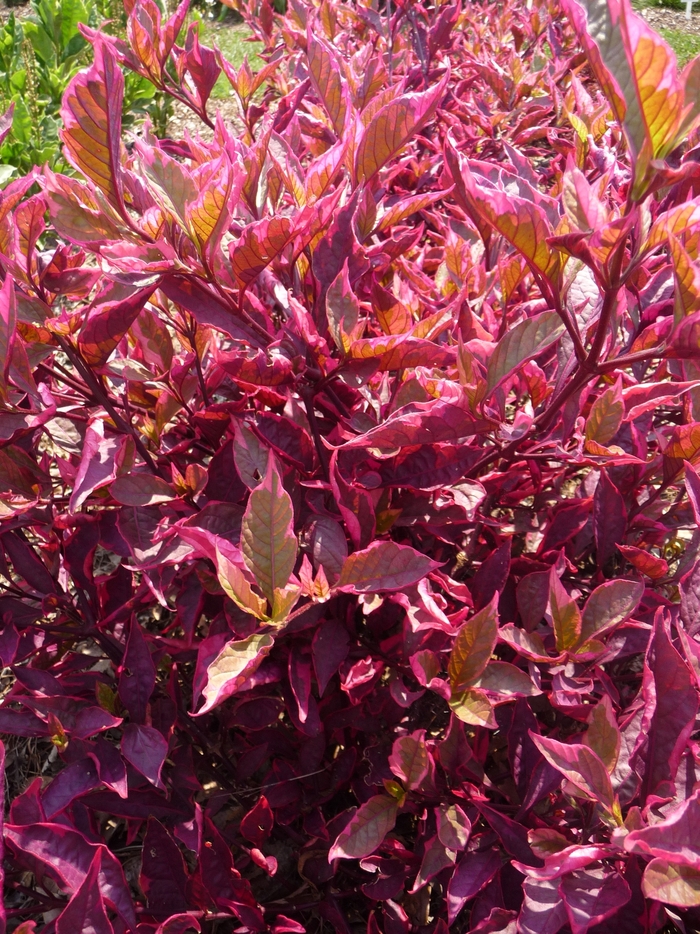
[326,261,361,353]
[448,596,499,693]
[60,41,126,216]
[389,731,430,790]
[336,541,439,593]
[270,583,301,625]
[306,29,348,136]
[78,286,157,367]
[642,859,700,907]
[669,234,700,321]
[583,696,620,772]
[549,570,582,653]
[486,311,565,394]
[531,734,615,810]
[355,75,447,184]
[580,579,644,643]
[196,632,274,715]
[215,546,268,620]
[230,215,296,288]
[110,474,175,507]
[448,688,497,728]
[565,0,689,199]
[436,804,471,851]
[475,660,541,697]
[328,794,398,860]
[241,456,297,604]
[585,381,624,446]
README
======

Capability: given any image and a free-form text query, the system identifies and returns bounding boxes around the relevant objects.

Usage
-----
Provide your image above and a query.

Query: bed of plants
[1,0,700,930]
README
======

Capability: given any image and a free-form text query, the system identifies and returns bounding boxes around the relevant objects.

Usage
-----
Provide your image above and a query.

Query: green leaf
[110,474,175,507]
[336,541,439,593]
[549,569,581,653]
[448,688,497,728]
[486,311,565,394]
[328,794,398,860]
[241,455,297,604]
[475,660,541,697]
[448,596,499,693]
[580,579,644,643]
[215,546,268,620]
[642,859,700,907]
[196,632,274,715]
[531,733,615,810]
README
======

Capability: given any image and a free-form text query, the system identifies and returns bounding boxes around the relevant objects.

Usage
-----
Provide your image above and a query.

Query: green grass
[198,21,264,99]
[660,28,700,66]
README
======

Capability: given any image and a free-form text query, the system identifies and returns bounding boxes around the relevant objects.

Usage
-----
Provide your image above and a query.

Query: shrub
[1,0,700,931]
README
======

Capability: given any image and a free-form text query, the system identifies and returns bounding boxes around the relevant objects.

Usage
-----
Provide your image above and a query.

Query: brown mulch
[640,5,700,34]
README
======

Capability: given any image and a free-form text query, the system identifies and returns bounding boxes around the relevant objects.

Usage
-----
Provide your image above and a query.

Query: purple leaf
[593,471,627,570]
[4,823,135,927]
[518,878,568,934]
[312,619,350,695]
[140,818,189,915]
[120,723,168,789]
[118,619,156,723]
[56,850,115,934]
[69,420,131,513]
[447,850,501,925]
[559,868,631,934]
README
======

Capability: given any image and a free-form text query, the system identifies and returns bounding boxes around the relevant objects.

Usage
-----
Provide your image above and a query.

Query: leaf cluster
[0,0,700,932]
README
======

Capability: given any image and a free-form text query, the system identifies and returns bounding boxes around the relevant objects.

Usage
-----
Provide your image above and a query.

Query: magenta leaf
[634,611,698,801]
[356,75,448,184]
[624,787,700,867]
[69,420,131,513]
[195,633,275,715]
[642,858,700,907]
[60,42,127,219]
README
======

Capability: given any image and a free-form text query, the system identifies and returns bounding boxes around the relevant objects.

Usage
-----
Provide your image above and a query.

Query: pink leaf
[69,420,131,513]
